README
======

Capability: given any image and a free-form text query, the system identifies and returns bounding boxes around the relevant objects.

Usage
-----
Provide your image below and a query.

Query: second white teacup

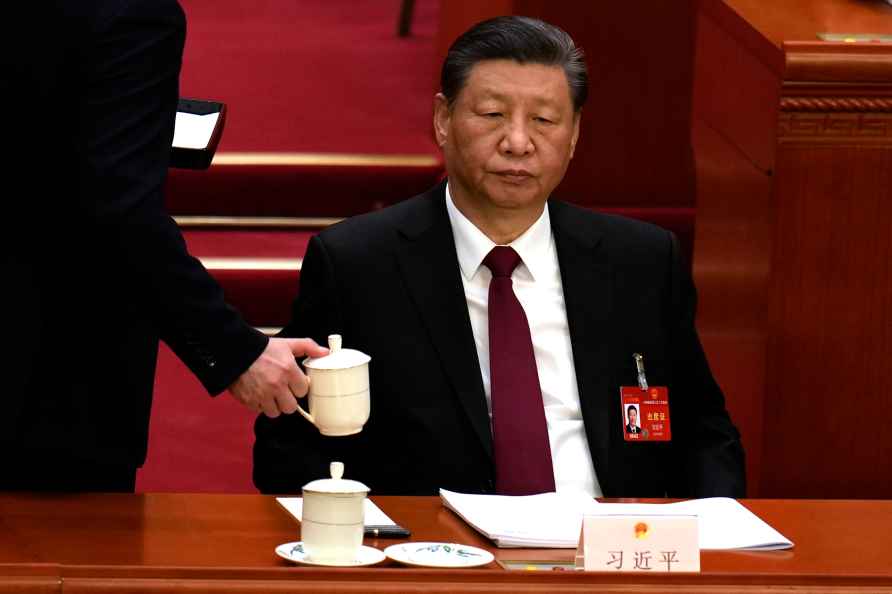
[298,334,371,436]
[301,461,369,564]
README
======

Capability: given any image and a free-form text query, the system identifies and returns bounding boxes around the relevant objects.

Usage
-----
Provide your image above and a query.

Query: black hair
[441,15,588,112]
[627,405,638,416]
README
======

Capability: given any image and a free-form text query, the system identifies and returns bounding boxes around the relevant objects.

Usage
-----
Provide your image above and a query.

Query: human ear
[433,93,451,148]
[569,110,581,158]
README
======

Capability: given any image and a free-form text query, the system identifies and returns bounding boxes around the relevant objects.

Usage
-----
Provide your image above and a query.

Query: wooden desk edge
[27,563,892,588]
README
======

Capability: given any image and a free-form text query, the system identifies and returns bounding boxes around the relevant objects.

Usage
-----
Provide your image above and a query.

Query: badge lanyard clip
[633,353,649,391]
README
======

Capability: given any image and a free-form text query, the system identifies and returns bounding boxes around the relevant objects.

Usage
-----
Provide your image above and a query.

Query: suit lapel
[550,201,614,490]
[394,184,493,460]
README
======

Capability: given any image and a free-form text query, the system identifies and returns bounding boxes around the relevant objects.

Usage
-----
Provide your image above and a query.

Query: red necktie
[483,246,556,495]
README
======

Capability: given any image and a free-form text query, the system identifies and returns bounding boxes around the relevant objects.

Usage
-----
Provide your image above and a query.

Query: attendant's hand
[227,338,329,417]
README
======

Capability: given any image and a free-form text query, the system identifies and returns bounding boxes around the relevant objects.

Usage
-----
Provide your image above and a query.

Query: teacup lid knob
[303,335,371,370]
[302,460,369,494]
[328,334,342,353]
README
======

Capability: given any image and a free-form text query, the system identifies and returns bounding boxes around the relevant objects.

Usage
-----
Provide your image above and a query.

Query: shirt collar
[445,181,553,283]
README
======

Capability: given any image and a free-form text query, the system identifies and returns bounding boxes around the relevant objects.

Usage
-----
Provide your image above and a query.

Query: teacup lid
[304,335,371,370]
[302,461,369,495]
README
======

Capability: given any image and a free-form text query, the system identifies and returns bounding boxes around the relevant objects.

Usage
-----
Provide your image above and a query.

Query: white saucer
[275,542,386,567]
[383,541,495,568]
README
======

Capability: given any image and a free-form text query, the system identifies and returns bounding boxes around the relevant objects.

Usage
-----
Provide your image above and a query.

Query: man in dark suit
[254,16,745,498]
[0,0,325,492]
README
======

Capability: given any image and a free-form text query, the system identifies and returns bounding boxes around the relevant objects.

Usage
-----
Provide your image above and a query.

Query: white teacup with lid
[301,461,369,563]
[299,334,371,436]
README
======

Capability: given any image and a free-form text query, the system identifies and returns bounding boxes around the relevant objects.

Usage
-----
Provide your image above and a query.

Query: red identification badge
[621,386,672,442]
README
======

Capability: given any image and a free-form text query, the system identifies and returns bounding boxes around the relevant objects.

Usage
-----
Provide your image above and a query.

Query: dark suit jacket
[0,0,266,470]
[254,183,745,498]
[626,424,642,435]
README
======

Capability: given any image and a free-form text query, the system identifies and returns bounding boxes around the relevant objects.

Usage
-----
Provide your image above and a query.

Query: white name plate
[575,514,700,573]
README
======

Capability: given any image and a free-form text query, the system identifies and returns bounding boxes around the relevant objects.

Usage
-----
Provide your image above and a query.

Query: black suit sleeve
[664,232,746,497]
[78,0,266,394]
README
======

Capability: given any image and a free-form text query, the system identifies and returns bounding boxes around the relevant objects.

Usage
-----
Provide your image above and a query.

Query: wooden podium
[692,0,892,497]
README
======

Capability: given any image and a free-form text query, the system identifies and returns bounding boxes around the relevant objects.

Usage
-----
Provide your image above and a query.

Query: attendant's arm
[663,232,746,498]
[78,0,320,412]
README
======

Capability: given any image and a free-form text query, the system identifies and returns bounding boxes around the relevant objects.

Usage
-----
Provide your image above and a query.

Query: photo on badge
[620,386,672,442]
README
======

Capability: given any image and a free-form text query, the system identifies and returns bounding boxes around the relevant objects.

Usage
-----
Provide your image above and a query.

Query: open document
[441,489,598,548]
[440,490,793,550]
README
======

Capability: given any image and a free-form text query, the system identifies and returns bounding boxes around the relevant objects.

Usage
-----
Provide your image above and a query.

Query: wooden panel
[691,117,773,497]
[693,0,892,498]
[716,0,892,47]
[693,4,781,173]
[52,577,892,594]
[0,580,58,594]
[0,566,59,594]
[691,0,785,497]
[762,40,892,499]
[784,43,892,84]
[762,142,892,497]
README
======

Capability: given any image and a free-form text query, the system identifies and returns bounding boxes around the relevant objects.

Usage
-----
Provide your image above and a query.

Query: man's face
[629,408,638,425]
[434,59,580,218]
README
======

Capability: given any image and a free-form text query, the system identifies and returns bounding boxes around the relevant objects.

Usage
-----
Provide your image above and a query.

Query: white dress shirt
[445,184,603,497]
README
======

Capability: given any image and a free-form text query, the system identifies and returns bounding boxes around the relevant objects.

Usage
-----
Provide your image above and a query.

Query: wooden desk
[1,494,892,593]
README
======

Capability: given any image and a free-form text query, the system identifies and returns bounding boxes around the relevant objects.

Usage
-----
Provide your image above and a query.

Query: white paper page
[584,497,793,550]
[276,497,398,527]
[173,111,219,150]
[440,489,598,548]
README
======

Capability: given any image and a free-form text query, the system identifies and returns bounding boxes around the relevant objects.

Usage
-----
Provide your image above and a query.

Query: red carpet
[178,0,440,155]
[138,343,257,493]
